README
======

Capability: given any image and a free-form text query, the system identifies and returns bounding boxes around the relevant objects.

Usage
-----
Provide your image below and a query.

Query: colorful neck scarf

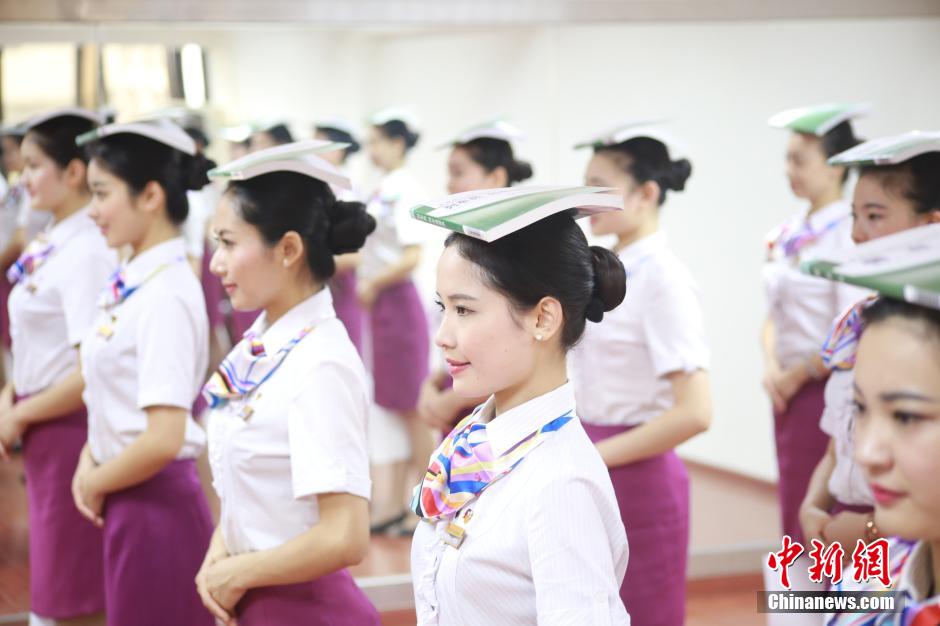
[7,234,54,285]
[202,324,317,409]
[412,408,574,522]
[98,257,185,310]
[767,212,847,260]
[821,296,878,371]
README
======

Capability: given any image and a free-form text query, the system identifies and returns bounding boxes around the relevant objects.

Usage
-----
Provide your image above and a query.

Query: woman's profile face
[853,317,940,541]
[433,245,539,400]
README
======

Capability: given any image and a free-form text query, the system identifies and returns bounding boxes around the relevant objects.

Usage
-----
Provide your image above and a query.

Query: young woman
[410,197,630,625]
[418,120,532,433]
[826,291,940,625]
[72,119,215,625]
[360,109,431,531]
[801,134,940,552]
[0,108,114,626]
[763,103,868,545]
[314,119,365,353]
[194,142,380,625]
[569,123,712,626]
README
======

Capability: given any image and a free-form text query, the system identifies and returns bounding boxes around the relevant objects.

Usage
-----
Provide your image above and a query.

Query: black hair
[88,134,212,225]
[24,115,98,170]
[315,125,361,161]
[858,152,940,216]
[262,124,294,146]
[444,212,625,349]
[862,297,940,348]
[456,137,532,186]
[804,121,863,184]
[374,120,419,151]
[225,171,376,282]
[184,126,210,151]
[596,136,691,206]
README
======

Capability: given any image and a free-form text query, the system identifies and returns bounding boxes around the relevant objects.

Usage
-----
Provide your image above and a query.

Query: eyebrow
[854,202,888,211]
[853,383,939,403]
[212,228,232,237]
[436,292,479,302]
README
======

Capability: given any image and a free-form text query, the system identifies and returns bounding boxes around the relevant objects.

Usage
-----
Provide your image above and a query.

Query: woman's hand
[196,531,235,624]
[203,554,250,624]
[356,280,379,310]
[799,504,833,545]
[71,448,104,527]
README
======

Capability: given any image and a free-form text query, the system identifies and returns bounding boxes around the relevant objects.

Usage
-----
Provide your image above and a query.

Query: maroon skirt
[330,269,363,355]
[773,379,830,545]
[19,397,105,618]
[368,280,429,412]
[102,458,214,626]
[235,569,380,626]
[583,422,690,626]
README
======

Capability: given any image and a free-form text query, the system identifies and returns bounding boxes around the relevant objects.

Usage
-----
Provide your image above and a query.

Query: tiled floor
[0,453,777,625]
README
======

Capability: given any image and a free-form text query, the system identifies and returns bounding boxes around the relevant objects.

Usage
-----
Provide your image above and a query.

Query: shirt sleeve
[59,240,115,346]
[393,183,430,248]
[642,270,711,377]
[526,473,628,625]
[287,360,372,500]
[135,291,203,410]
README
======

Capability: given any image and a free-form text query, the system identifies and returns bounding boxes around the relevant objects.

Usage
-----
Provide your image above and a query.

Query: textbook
[409,185,622,242]
[801,223,940,309]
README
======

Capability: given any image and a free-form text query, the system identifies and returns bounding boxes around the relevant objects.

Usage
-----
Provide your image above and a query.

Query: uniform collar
[47,205,94,247]
[617,230,667,268]
[247,287,336,353]
[123,237,186,285]
[478,382,577,457]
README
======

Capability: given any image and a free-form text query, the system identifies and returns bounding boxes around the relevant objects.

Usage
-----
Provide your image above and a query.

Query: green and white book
[410,185,622,242]
[208,139,351,189]
[801,223,940,309]
[828,130,940,166]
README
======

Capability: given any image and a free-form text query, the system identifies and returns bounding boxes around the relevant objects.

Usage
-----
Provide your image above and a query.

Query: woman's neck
[808,187,842,215]
[264,280,323,327]
[130,219,179,260]
[492,353,568,418]
[51,192,91,225]
[615,215,660,252]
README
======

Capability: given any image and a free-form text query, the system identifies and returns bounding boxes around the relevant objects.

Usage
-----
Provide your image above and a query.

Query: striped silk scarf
[412,409,574,522]
[202,325,314,409]
[6,234,54,285]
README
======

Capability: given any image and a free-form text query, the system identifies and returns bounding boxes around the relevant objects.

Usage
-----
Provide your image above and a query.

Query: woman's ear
[137,180,167,217]
[528,296,564,344]
[63,159,87,190]
[277,230,306,270]
[639,180,662,207]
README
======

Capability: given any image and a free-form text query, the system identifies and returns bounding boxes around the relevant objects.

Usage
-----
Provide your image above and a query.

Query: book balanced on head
[409,185,623,242]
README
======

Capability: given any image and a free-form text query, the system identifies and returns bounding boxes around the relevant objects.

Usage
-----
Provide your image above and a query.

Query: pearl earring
[535,334,543,342]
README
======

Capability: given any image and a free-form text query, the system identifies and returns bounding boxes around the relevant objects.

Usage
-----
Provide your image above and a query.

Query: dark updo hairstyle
[225,172,376,282]
[444,212,626,349]
[26,115,98,169]
[858,152,940,217]
[815,121,863,183]
[261,123,294,146]
[862,297,940,350]
[315,125,361,162]
[596,136,691,206]
[374,120,419,151]
[88,134,212,225]
[456,137,532,186]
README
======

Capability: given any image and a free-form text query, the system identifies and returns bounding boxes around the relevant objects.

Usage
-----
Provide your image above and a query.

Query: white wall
[2,17,937,480]
[353,17,940,481]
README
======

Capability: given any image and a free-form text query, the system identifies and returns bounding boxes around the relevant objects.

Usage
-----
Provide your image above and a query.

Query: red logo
[768,537,891,589]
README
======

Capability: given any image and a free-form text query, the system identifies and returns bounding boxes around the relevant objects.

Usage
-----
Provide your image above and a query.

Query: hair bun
[327,200,376,254]
[183,153,213,191]
[668,158,692,192]
[508,159,533,184]
[588,246,626,321]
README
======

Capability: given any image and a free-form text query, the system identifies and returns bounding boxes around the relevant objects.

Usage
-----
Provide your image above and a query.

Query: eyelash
[434,299,472,316]
[853,401,924,425]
